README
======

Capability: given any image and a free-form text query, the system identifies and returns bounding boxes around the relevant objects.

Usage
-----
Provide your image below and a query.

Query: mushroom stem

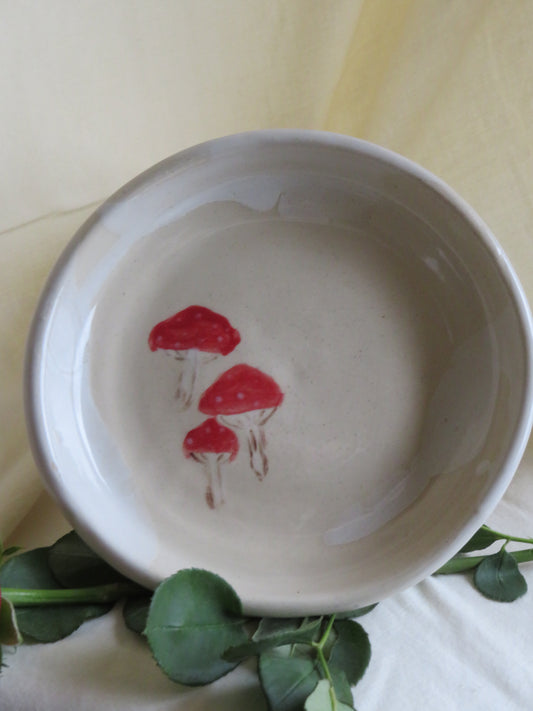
[201,453,225,509]
[247,423,268,481]
[175,349,199,410]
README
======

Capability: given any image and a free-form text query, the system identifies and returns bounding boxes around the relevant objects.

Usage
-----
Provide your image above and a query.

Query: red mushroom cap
[198,364,284,416]
[183,418,239,461]
[148,306,240,356]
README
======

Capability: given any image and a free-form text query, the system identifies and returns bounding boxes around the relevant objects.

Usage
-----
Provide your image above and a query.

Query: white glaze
[25,131,533,615]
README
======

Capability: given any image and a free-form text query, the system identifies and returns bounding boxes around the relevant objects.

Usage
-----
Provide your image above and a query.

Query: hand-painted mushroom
[198,363,284,481]
[183,417,239,509]
[148,305,241,410]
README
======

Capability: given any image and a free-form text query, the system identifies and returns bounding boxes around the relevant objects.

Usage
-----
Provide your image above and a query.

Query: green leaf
[253,617,303,641]
[145,568,248,685]
[123,595,151,635]
[304,679,355,711]
[224,617,322,662]
[459,526,504,554]
[329,667,354,707]
[0,541,22,570]
[329,620,371,686]
[0,598,22,646]
[473,549,528,602]
[335,604,377,619]
[48,531,128,587]
[259,650,321,711]
[0,548,111,642]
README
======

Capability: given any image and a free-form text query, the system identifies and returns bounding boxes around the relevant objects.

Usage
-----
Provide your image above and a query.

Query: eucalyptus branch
[7,524,532,709]
[436,547,533,574]
[2,582,145,606]
[480,525,533,547]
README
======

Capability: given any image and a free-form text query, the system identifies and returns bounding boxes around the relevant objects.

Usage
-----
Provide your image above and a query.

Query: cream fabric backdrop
[1,1,533,709]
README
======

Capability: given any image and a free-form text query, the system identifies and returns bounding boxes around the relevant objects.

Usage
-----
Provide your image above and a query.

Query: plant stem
[2,582,146,606]
[435,547,533,574]
[317,614,336,650]
[312,615,338,709]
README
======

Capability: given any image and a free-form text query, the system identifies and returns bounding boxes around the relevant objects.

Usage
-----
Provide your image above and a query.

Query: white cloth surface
[2,1,533,708]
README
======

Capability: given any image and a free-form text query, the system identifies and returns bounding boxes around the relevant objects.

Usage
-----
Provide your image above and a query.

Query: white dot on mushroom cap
[253,400,260,408]
[205,425,211,433]
[194,312,202,319]
[217,335,224,342]
[186,437,194,445]
[237,392,245,400]
[215,395,223,403]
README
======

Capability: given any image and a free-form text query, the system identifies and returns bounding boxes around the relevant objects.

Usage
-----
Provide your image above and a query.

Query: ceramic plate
[25,131,533,615]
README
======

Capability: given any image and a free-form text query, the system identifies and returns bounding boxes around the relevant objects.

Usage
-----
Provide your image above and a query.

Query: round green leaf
[145,568,248,685]
[225,617,322,662]
[0,548,111,642]
[259,650,320,711]
[459,526,503,554]
[122,595,151,635]
[253,617,302,641]
[473,549,528,602]
[335,604,377,620]
[329,620,371,686]
[48,531,128,587]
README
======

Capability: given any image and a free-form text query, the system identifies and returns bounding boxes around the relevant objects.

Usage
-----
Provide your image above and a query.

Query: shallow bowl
[25,130,533,615]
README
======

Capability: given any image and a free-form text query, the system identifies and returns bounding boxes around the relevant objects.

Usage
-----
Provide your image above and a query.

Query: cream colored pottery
[25,131,533,615]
